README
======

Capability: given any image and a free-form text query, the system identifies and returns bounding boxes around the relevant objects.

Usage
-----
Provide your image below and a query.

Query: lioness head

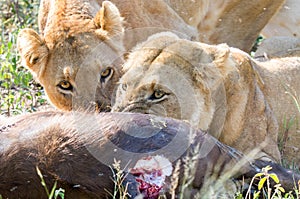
[17,1,124,111]
[112,32,234,132]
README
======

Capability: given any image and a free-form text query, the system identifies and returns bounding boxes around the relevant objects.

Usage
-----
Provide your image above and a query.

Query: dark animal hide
[0,111,298,198]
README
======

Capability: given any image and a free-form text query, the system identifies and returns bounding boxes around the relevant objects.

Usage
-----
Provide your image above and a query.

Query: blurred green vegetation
[0,0,48,116]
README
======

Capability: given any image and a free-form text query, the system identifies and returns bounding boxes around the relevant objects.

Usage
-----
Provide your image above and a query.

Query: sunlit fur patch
[63,66,73,79]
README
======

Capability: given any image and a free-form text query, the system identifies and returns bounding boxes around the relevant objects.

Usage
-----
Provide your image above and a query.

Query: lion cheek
[198,102,215,131]
[43,85,72,111]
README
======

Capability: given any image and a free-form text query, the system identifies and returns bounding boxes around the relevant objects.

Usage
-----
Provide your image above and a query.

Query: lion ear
[211,43,235,76]
[94,1,124,36]
[17,28,48,78]
[213,44,230,59]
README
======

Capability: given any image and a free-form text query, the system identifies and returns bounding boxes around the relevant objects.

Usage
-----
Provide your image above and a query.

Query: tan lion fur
[112,32,300,164]
[261,0,300,38]
[18,0,124,111]
[36,0,285,52]
[18,0,284,111]
[105,0,284,52]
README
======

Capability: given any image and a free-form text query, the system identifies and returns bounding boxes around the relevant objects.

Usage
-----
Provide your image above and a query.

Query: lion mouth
[117,103,149,114]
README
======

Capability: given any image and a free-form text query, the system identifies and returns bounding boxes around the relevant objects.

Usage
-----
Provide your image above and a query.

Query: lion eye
[100,67,113,83]
[154,90,165,99]
[58,80,73,91]
[30,56,39,65]
[149,90,166,100]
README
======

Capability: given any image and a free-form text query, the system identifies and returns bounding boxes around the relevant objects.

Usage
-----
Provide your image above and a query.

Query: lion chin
[112,32,300,166]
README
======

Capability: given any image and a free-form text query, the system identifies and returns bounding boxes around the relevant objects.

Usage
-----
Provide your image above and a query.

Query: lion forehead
[125,37,214,72]
[123,40,214,83]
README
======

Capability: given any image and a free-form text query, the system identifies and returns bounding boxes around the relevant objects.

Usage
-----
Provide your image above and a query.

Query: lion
[0,111,299,198]
[261,0,300,38]
[104,0,284,52]
[18,0,284,111]
[112,32,300,164]
[17,1,125,111]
